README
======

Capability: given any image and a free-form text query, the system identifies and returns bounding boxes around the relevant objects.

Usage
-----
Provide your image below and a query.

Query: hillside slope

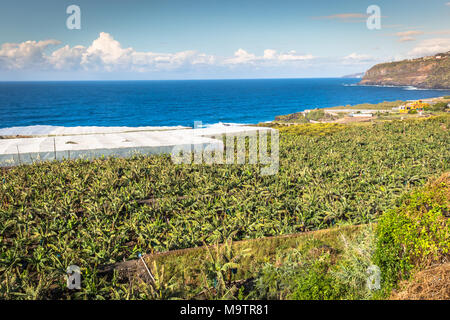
[359,52,450,89]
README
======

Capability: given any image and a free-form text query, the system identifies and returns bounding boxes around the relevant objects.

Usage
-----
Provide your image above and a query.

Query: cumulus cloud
[49,45,85,70]
[0,39,60,69]
[0,32,216,73]
[77,32,216,72]
[408,38,450,57]
[82,32,133,69]
[0,32,316,73]
[224,49,257,64]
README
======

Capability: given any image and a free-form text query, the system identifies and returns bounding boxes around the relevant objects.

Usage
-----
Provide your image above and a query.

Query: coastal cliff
[359,52,450,89]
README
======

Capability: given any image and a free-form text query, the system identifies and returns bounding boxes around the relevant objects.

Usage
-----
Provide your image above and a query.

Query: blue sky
[0,0,449,80]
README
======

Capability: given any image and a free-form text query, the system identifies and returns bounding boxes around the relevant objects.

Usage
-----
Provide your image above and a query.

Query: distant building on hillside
[399,100,429,113]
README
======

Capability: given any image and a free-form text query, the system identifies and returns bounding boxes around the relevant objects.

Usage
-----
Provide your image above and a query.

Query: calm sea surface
[1,79,449,129]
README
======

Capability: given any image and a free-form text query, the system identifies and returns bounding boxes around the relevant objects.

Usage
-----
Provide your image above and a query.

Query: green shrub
[249,251,348,300]
[249,248,307,300]
[374,173,450,291]
[274,112,309,123]
[306,109,326,121]
[274,108,338,123]
[430,102,449,111]
[289,259,349,300]
[249,226,379,300]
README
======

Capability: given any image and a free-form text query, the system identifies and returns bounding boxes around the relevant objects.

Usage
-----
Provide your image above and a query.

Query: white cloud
[0,33,314,73]
[49,45,85,70]
[224,48,314,64]
[0,32,217,73]
[0,39,60,69]
[82,32,133,69]
[78,32,216,72]
[408,38,450,57]
[343,53,374,62]
[277,50,314,61]
[224,49,257,64]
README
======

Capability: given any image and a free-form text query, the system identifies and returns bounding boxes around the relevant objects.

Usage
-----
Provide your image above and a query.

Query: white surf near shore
[349,83,450,91]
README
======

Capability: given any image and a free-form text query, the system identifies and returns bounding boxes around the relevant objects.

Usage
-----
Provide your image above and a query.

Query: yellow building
[399,100,429,113]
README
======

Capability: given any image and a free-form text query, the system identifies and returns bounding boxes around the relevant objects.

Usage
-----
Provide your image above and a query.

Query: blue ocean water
[0,79,449,129]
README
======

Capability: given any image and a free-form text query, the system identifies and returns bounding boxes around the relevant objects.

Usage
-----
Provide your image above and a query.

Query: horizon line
[0,76,362,83]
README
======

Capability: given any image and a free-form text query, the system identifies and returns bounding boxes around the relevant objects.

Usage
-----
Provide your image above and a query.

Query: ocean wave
[403,86,450,91]
[403,86,421,90]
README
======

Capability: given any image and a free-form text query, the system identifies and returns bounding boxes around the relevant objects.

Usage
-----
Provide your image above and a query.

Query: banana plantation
[0,115,449,299]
